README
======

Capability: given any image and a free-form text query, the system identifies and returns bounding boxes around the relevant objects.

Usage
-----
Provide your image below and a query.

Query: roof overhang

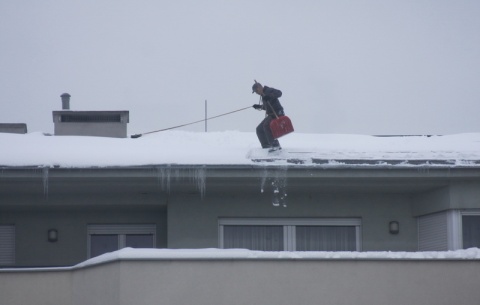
[1,163,480,195]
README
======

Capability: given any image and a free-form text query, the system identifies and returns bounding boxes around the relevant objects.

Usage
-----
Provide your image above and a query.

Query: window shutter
[418,212,448,251]
[0,225,15,265]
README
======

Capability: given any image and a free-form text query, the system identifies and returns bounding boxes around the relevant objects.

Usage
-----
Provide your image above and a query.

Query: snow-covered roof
[2,131,480,168]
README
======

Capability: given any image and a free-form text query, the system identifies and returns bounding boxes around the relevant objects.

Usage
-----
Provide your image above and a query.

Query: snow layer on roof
[1,131,480,167]
[73,247,480,269]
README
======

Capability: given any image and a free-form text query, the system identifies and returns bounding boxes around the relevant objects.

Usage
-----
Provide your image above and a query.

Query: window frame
[458,210,480,249]
[87,224,156,258]
[218,218,362,251]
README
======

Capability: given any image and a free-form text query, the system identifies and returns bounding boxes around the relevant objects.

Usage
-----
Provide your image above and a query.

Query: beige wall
[1,258,479,305]
[0,269,72,305]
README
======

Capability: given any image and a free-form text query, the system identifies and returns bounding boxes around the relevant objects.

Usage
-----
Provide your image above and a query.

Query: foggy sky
[1,0,479,136]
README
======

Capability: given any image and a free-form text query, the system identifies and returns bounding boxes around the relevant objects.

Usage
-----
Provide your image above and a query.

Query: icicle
[155,165,172,194]
[154,165,206,199]
[176,168,182,181]
[260,168,268,193]
[42,166,49,199]
[194,166,207,200]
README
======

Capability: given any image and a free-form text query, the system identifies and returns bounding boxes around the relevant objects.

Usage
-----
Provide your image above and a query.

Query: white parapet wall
[0,268,71,305]
[1,248,480,305]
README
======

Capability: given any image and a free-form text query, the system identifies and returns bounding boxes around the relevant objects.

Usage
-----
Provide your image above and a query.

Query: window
[0,225,15,265]
[296,225,357,251]
[418,210,480,251]
[223,225,284,251]
[90,235,118,258]
[462,213,480,249]
[87,224,156,258]
[219,218,361,251]
[61,114,121,123]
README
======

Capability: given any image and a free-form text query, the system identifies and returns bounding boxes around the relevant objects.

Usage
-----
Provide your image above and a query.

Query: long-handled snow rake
[130,106,251,138]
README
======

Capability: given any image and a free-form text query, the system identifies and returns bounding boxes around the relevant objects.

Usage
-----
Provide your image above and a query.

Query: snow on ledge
[2,248,480,273]
[74,247,480,269]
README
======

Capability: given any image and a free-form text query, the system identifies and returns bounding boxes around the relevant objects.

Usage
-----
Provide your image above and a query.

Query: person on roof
[252,80,284,152]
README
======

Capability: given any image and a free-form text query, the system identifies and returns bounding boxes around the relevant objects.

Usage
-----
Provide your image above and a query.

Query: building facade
[1,163,480,267]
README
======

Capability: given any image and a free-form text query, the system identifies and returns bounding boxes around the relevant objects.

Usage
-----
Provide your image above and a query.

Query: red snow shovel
[270,115,294,139]
[266,101,294,139]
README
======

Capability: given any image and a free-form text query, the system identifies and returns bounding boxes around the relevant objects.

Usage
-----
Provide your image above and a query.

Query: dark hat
[252,80,261,93]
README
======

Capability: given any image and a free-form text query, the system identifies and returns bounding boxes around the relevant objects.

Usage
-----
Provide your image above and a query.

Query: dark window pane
[296,226,356,251]
[90,235,118,258]
[125,234,154,248]
[223,225,283,251]
[61,114,121,122]
[462,216,480,248]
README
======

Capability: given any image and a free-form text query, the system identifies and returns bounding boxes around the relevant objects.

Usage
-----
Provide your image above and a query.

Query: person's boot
[268,145,282,153]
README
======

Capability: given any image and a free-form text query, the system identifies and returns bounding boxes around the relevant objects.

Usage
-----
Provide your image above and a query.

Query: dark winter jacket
[261,86,284,117]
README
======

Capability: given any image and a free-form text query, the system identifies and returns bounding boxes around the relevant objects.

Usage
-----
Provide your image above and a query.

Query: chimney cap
[60,93,71,97]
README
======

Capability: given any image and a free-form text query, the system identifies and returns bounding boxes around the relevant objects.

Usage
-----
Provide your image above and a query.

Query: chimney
[61,93,71,110]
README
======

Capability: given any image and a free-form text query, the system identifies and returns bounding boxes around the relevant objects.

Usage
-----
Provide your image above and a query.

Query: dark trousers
[256,115,280,148]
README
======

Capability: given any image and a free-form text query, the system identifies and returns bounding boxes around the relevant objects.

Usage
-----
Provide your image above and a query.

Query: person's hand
[253,104,262,110]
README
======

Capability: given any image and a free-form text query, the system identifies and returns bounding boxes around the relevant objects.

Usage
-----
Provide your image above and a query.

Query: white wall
[1,258,479,305]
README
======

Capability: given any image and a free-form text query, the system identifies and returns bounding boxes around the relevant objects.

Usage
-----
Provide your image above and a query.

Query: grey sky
[1,0,479,135]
